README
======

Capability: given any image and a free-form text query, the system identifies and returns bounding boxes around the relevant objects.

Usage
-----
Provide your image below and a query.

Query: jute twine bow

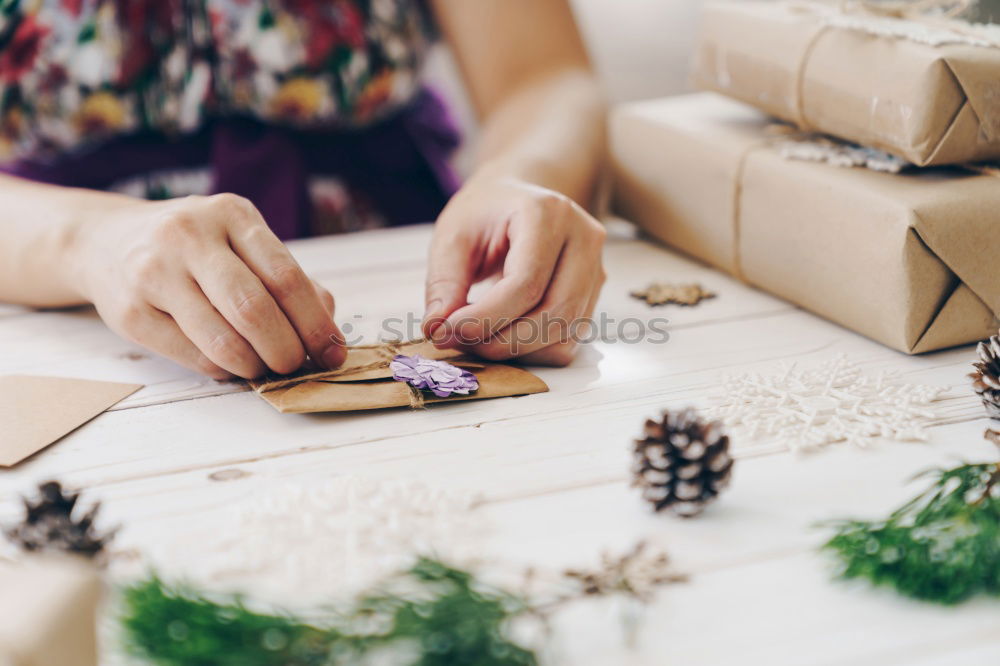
[251,339,456,408]
[251,340,408,393]
[359,340,428,408]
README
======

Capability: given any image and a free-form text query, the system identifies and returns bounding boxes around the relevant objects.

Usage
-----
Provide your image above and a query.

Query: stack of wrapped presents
[611,0,1000,353]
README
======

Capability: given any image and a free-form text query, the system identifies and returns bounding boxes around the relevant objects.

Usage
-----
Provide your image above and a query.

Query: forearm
[0,174,136,307]
[469,68,606,210]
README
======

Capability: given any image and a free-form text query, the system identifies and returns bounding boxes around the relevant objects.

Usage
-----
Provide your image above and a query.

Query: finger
[518,340,579,367]
[463,235,598,360]
[518,281,602,366]
[188,251,306,375]
[227,220,346,370]
[434,214,563,347]
[423,231,477,340]
[118,304,234,380]
[150,276,270,378]
[312,279,335,315]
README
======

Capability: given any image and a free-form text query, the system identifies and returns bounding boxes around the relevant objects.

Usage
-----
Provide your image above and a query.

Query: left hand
[422,177,606,366]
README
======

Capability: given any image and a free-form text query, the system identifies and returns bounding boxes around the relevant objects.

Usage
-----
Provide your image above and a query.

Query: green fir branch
[120,544,684,666]
[121,558,537,666]
[821,460,1000,605]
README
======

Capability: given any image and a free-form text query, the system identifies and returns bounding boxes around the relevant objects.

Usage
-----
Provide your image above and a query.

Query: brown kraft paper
[610,93,1000,354]
[0,557,102,666]
[693,1,1000,166]
[249,339,549,413]
[0,376,143,467]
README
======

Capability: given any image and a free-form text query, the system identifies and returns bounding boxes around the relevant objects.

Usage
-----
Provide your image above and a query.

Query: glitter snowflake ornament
[705,356,947,452]
[390,355,479,397]
[138,477,484,608]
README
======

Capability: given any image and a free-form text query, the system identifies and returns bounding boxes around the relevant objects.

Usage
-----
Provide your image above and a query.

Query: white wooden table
[1,221,998,665]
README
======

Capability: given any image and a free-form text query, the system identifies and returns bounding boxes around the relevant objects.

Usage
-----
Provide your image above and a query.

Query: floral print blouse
[0,0,434,159]
[0,0,460,238]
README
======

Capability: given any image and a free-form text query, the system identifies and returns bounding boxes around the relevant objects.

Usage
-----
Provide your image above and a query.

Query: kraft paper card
[249,339,549,413]
[0,556,101,666]
[610,93,1000,354]
[0,375,143,467]
[693,1,1000,166]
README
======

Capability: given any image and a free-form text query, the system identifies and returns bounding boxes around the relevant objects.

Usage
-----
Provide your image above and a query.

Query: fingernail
[321,344,346,370]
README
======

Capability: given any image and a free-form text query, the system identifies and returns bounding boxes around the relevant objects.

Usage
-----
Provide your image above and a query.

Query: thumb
[423,233,475,341]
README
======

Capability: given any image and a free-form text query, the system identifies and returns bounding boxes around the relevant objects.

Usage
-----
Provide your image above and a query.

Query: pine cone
[971,333,1000,421]
[3,481,116,558]
[632,408,733,517]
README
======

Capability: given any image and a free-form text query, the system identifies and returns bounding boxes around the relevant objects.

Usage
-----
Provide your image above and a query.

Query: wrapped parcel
[693,1,1000,166]
[610,93,1000,354]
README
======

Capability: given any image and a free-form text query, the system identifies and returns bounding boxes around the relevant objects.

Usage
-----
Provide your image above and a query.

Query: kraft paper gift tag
[0,556,102,666]
[249,339,549,413]
[0,375,143,467]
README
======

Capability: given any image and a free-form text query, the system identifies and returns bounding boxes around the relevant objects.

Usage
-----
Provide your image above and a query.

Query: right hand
[71,193,346,380]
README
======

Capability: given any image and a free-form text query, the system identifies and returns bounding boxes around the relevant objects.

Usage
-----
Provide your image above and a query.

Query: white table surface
[1,220,997,665]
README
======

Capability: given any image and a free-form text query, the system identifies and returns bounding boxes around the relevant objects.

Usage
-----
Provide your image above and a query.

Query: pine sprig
[120,546,683,665]
[121,576,333,666]
[821,445,1000,604]
[121,558,537,666]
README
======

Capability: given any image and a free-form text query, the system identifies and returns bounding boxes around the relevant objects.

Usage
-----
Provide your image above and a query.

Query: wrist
[468,156,596,210]
[58,211,98,303]
[59,192,142,304]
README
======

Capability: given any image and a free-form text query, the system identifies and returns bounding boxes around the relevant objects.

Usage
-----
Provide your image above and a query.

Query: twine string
[252,340,411,393]
[405,384,426,409]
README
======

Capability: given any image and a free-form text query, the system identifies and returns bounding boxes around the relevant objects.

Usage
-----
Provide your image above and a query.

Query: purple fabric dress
[3,88,461,240]
[0,0,461,239]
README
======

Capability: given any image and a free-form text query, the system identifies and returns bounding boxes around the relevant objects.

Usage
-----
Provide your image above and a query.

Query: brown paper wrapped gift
[250,340,548,413]
[693,1,1000,166]
[0,557,101,666]
[610,93,1000,354]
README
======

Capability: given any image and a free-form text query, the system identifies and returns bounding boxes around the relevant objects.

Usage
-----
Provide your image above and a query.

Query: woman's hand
[422,177,606,366]
[71,193,346,380]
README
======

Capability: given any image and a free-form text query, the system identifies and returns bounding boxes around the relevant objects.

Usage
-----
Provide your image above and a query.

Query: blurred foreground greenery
[121,558,537,666]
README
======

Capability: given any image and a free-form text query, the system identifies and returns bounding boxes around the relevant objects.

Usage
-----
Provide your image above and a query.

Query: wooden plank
[0,305,984,498]
[545,550,1000,666]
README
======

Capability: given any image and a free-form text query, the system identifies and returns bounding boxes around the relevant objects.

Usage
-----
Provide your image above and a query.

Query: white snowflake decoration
[137,476,484,609]
[704,355,948,451]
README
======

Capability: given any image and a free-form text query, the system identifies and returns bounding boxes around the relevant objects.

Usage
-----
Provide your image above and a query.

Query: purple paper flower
[390,355,479,398]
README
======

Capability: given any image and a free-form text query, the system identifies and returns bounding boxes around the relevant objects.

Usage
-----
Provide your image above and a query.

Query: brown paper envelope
[0,556,101,666]
[250,340,462,392]
[257,364,549,413]
[0,375,143,467]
